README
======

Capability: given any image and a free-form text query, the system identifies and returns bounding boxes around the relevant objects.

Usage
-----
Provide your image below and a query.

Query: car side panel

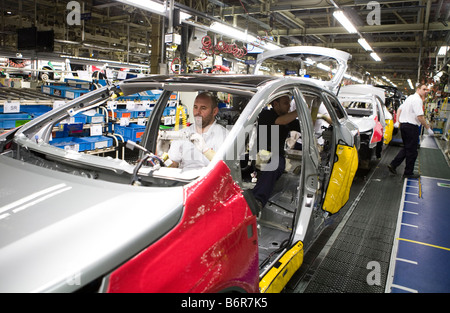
[106,161,259,293]
[370,115,384,144]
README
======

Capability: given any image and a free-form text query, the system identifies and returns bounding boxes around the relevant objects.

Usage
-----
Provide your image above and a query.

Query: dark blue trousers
[252,155,286,206]
[390,123,420,175]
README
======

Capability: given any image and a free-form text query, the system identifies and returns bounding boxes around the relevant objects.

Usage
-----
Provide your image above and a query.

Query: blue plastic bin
[82,112,104,124]
[0,113,32,129]
[16,105,52,118]
[134,108,152,118]
[79,136,113,150]
[50,137,91,152]
[114,124,146,142]
[108,109,133,119]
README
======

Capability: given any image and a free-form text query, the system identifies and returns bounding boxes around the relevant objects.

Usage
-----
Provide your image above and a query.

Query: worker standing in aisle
[387,84,433,179]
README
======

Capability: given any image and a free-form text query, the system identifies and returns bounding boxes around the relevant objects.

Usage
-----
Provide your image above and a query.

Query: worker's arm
[275,110,298,125]
[417,115,434,135]
[317,113,332,124]
[417,115,430,129]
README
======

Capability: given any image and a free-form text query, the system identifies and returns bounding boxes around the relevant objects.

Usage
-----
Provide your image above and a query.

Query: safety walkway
[286,135,450,293]
[386,176,450,293]
[385,135,450,293]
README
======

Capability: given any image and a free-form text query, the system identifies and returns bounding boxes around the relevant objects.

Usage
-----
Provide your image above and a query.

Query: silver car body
[338,84,386,148]
[0,48,359,292]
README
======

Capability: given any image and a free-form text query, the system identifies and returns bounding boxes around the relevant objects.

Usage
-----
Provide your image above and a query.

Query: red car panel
[107,161,259,293]
[370,115,383,144]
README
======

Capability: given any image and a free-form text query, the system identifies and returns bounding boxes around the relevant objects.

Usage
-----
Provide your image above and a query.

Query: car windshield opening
[2,84,254,187]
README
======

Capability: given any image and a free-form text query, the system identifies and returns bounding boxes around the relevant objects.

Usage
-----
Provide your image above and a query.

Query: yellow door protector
[383,119,394,144]
[323,144,358,214]
[260,241,304,293]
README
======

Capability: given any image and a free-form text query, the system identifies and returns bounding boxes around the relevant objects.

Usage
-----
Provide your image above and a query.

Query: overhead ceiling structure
[0,0,449,92]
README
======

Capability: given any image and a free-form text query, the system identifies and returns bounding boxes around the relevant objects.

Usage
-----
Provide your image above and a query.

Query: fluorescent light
[117,0,166,14]
[358,38,373,51]
[438,46,449,56]
[370,52,381,62]
[333,10,357,34]
[210,22,257,43]
[317,63,331,71]
[433,71,444,82]
[210,22,243,40]
[407,79,414,89]
[305,58,315,66]
[262,42,280,51]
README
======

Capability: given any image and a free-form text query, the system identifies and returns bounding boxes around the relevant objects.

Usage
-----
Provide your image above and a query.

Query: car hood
[348,116,376,133]
[0,155,183,292]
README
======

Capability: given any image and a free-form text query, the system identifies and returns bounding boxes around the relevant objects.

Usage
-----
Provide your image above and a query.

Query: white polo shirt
[168,121,228,170]
[398,93,424,126]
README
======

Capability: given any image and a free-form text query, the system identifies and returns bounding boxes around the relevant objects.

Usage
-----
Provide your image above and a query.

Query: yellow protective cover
[260,241,304,293]
[383,119,394,144]
[323,144,358,214]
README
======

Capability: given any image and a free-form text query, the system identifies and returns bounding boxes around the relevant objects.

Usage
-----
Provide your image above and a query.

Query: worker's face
[193,96,218,129]
[417,85,429,98]
[273,96,291,115]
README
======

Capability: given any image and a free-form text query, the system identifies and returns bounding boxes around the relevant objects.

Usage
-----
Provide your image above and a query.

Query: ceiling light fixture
[317,63,331,71]
[117,0,191,21]
[117,0,166,14]
[262,42,280,51]
[333,10,358,34]
[370,52,381,62]
[407,79,414,89]
[358,38,373,51]
[438,46,449,56]
[210,22,259,44]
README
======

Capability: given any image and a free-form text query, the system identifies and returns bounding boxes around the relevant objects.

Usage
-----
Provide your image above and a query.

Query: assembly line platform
[287,135,450,293]
[387,176,450,293]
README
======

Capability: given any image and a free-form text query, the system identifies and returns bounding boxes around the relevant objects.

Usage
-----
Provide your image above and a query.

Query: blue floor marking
[387,176,450,293]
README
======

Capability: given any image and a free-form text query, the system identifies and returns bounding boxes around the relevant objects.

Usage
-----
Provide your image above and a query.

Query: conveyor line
[287,136,450,293]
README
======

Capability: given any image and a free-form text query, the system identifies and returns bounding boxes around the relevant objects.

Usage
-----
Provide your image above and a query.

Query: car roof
[118,73,328,95]
[121,74,278,88]
[339,84,385,103]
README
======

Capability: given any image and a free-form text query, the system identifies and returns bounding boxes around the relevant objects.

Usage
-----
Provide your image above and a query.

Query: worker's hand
[190,133,208,153]
[317,113,326,120]
[286,131,301,148]
[190,133,216,161]
[427,127,434,136]
[156,138,171,155]
[394,122,400,128]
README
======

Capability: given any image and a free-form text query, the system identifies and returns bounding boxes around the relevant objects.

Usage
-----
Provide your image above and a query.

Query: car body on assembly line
[0,47,359,293]
[338,84,388,168]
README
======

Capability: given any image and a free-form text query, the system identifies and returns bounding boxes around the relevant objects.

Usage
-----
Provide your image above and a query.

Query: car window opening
[234,90,336,271]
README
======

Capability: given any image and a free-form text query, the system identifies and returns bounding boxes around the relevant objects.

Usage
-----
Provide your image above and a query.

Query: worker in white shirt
[388,84,433,179]
[168,92,228,170]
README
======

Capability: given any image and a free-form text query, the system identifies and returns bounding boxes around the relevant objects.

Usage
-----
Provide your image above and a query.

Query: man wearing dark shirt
[252,95,301,208]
